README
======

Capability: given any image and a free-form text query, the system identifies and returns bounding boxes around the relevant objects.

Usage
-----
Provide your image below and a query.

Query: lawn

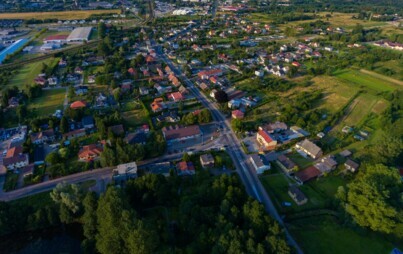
[28,88,66,117]
[122,108,149,128]
[287,152,313,169]
[334,69,398,92]
[343,93,379,127]
[0,9,120,20]
[288,216,398,254]
[7,57,60,90]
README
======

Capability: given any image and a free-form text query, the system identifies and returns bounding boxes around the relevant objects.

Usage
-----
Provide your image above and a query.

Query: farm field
[343,93,379,127]
[334,69,398,92]
[288,216,397,254]
[7,57,60,90]
[0,9,120,20]
[28,88,65,117]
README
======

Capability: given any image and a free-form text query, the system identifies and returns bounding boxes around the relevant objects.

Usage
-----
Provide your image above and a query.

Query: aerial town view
[0,0,401,253]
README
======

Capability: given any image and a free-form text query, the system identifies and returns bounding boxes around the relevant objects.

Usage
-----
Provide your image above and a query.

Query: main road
[153,40,303,253]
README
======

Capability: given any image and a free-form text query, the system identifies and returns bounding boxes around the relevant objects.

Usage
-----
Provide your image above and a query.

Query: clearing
[28,88,66,117]
[334,69,398,92]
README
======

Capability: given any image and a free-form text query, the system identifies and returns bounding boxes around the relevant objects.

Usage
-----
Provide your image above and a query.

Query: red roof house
[70,100,87,109]
[232,110,245,119]
[78,144,103,161]
[256,129,277,150]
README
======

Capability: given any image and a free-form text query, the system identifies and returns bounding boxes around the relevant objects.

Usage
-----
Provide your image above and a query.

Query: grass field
[289,216,397,254]
[334,69,398,92]
[343,93,379,127]
[7,57,60,90]
[122,108,149,128]
[0,9,120,20]
[28,88,65,117]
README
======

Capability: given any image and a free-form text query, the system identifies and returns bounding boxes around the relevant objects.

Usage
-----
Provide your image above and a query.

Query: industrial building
[67,27,92,43]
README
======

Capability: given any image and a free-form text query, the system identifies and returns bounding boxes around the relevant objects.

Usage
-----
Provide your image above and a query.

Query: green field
[7,57,60,90]
[289,216,397,254]
[28,88,65,117]
[334,69,398,92]
[287,152,313,169]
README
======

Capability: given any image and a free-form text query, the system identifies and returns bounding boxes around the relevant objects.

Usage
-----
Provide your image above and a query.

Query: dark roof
[295,166,321,183]
[345,159,359,169]
[108,124,125,136]
[82,116,94,126]
[34,146,45,162]
[162,125,201,141]
[277,154,296,170]
[288,185,307,202]
[124,132,147,144]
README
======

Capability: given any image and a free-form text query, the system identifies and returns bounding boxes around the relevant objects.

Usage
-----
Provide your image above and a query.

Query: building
[288,185,308,205]
[200,154,214,168]
[263,122,288,133]
[67,27,92,43]
[30,129,55,144]
[256,129,277,150]
[78,144,103,161]
[113,162,138,182]
[197,69,223,80]
[294,166,322,184]
[108,124,125,136]
[82,116,95,129]
[295,139,323,159]
[63,128,86,140]
[169,91,184,102]
[43,34,68,44]
[3,153,29,170]
[124,132,147,145]
[70,100,87,109]
[276,154,297,175]
[162,125,201,144]
[249,154,270,174]
[176,161,195,176]
[345,159,360,173]
[232,110,244,119]
[315,155,337,173]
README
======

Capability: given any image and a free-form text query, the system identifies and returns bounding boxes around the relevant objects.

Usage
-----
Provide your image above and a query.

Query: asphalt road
[154,40,303,253]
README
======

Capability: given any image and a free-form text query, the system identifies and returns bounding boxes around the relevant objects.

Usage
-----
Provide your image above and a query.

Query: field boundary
[360,69,403,87]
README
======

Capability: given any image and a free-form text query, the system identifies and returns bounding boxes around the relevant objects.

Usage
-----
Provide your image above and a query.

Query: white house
[249,154,271,174]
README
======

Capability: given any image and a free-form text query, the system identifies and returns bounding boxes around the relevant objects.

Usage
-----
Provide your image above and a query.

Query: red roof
[232,110,244,119]
[295,166,321,183]
[78,144,103,161]
[6,146,23,158]
[169,92,184,101]
[44,34,68,41]
[258,129,274,143]
[177,161,195,172]
[70,100,87,109]
[162,125,201,141]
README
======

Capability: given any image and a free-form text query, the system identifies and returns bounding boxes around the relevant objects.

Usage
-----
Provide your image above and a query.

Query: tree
[60,116,69,134]
[45,152,61,165]
[16,104,27,122]
[50,183,84,222]
[338,164,402,234]
[214,90,229,103]
[82,192,98,240]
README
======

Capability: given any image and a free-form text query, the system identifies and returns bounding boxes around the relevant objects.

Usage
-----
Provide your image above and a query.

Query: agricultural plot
[28,88,65,117]
[372,60,403,81]
[7,57,60,90]
[334,69,398,92]
[0,9,120,20]
[343,93,379,127]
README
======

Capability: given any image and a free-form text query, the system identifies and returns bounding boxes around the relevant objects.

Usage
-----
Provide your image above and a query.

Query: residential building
[63,128,86,140]
[345,159,360,173]
[232,110,244,119]
[82,116,95,129]
[162,125,201,144]
[78,144,103,161]
[315,155,337,173]
[176,161,195,176]
[296,139,323,159]
[294,166,322,184]
[124,132,147,145]
[276,154,297,175]
[70,100,87,109]
[33,146,45,165]
[30,129,55,144]
[256,129,277,150]
[108,124,125,136]
[249,154,270,174]
[288,185,308,205]
[3,153,29,170]
[200,154,214,168]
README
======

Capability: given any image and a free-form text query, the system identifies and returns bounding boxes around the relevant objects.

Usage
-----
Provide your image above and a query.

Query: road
[152,39,303,253]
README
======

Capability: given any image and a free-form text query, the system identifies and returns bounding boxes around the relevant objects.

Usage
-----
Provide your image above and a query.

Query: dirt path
[360,69,403,87]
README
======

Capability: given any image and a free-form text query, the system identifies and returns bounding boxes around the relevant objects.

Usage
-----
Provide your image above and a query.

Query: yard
[7,57,60,90]
[287,152,313,169]
[122,108,150,128]
[288,216,398,254]
[28,88,66,117]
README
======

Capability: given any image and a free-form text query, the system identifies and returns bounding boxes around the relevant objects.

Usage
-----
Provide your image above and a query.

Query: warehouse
[67,27,92,43]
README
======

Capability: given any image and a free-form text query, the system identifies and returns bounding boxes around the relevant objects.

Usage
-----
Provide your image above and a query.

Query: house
[43,34,68,44]
[70,100,87,109]
[263,122,288,133]
[75,67,83,74]
[339,150,352,158]
[21,164,34,178]
[8,97,19,108]
[228,99,241,109]
[75,86,88,95]
[295,139,322,159]
[63,128,86,140]
[94,93,109,108]
[82,116,95,129]
[30,129,55,144]
[200,154,214,168]
[47,77,59,86]
[169,91,184,102]
[34,77,47,86]
[232,110,244,119]
[255,70,264,77]
[88,75,96,83]
[315,155,337,173]
[294,166,322,184]
[151,98,166,113]
[113,162,138,182]
[33,146,45,165]
[139,87,149,96]
[3,153,29,170]
[256,129,277,150]
[176,161,195,176]
[210,89,218,99]
[162,125,201,144]
[124,132,147,145]
[197,69,223,80]
[108,125,125,136]
[78,144,103,161]
[277,154,297,175]
[288,185,308,205]
[250,154,271,174]
[345,159,359,173]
